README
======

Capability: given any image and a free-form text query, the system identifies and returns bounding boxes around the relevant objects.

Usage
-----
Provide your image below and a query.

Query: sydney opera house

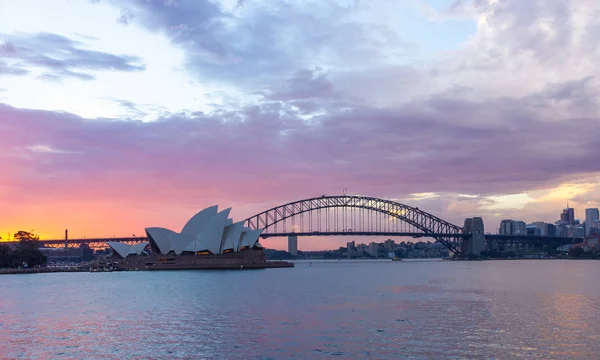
[103,206,293,270]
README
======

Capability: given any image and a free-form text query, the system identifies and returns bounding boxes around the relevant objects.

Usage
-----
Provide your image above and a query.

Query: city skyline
[2,1,600,250]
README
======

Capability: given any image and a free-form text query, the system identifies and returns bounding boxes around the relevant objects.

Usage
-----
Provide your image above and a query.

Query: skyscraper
[560,207,575,225]
[512,221,527,235]
[499,219,513,235]
[585,208,599,236]
[498,220,526,235]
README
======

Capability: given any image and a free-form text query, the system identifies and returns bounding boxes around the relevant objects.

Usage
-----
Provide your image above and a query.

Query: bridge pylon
[462,217,485,256]
[288,234,298,256]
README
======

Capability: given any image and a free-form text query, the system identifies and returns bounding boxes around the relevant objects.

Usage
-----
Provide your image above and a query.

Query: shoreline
[0,267,88,275]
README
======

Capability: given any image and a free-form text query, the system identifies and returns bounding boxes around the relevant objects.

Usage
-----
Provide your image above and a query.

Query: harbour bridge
[244,195,465,254]
[17,195,581,256]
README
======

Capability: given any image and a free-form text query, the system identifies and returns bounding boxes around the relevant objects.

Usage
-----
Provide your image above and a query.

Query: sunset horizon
[2,0,599,250]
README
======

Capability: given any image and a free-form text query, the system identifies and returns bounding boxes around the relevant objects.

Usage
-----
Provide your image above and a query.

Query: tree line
[0,231,47,268]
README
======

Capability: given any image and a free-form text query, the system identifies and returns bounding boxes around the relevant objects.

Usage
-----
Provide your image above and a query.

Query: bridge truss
[16,195,584,257]
[244,195,464,254]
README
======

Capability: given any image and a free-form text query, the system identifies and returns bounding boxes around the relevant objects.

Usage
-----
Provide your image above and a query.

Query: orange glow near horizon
[2,179,599,250]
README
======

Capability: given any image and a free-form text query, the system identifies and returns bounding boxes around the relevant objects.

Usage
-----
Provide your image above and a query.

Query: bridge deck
[260,232,466,238]
[2,233,581,248]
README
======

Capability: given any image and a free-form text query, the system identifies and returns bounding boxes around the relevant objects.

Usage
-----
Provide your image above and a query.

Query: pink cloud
[1,81,599,249]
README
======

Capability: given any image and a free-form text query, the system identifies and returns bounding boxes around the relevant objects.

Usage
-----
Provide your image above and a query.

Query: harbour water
[1,260,599,359]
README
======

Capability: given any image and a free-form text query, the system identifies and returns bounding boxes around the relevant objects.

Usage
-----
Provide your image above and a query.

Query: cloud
[0,32,146,81]
[101,0,415,93]
[0,59,29,76]
[93,0,600,111]
[432,0,600,98]
[1,73,599,210]
[113,99,149,118]
[3,0,600,245]
[263,68,336,102]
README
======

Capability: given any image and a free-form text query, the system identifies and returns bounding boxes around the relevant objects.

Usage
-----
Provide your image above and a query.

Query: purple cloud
[0,59,29,76]
[0,32,146,81]
[102,0,414,91]
[2,0,600,241]
[2,74,599,212]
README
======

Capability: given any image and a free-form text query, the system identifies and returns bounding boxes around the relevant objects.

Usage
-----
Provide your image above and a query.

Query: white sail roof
[191,208,231,254]
[180,205,218,237]
[220,221,245,252]
[130,242,148,254]
[146,227,177,254]
[168,232,194,255]
[107,241,148,258]
[144,206,263,255]
[240,229,263,249]
[182,236,207,253]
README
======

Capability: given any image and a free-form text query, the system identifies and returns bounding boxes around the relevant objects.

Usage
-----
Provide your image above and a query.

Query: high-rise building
[288,235,298,256]
[547,223,557,237]
[368,242,379,257]
[561,207,575,225]
[529,222,556,237]
[585,208,599,236]
[384,239,395,252]
[567,225,585,238]
[529,222,545,236]
[526,225,541,236]
[499,219,526,235]
[499,219,513,235]
[512,221,527,235]
[356,243,367,255]
[591,220,600,235]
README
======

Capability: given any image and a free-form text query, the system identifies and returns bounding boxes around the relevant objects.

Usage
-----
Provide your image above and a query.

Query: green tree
[0,244,12,268]
[13,233,46,267]
[13,230,40,241]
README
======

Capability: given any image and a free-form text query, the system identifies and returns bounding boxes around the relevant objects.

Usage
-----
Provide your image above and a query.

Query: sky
[1,0,599,250]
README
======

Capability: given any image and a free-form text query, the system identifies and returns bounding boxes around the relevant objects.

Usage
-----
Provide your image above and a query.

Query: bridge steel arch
[244,195,464,255]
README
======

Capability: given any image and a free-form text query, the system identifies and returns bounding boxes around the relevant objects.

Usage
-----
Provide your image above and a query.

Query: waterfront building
[585,208,599,236]
[512,221,526,235]
[368,242,378,257]
[346,241,356,257]
[144,206,263,255]
[98,206,295,270]
[356,243,367,255]
[526,225,541,236]
[346,241,356,251]
[384,239,395,252]
[547,223,557,237]
[528,222,556,237]
[593,220,600,234]
[529,222,545,236]
[499,219,513,235]
[566,225,585,238]
[40,245,96,262]
[554,220,567,237]
[499,219,526,235]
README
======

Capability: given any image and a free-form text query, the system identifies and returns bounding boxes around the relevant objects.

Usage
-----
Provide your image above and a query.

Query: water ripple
[1,261,600,359]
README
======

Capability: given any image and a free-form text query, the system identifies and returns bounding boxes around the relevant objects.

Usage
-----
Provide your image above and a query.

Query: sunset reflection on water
[1,261,600,359]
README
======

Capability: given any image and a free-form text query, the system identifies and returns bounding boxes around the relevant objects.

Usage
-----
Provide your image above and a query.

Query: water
[1,260,599,359]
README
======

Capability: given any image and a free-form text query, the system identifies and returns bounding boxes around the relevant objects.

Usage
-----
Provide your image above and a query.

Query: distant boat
[392,257,402,261]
